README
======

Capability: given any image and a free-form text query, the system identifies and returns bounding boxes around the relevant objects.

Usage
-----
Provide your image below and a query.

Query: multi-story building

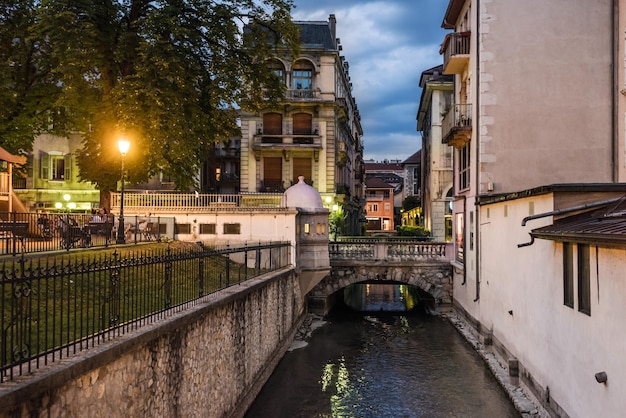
[364,159,404,224]
[239,15,365,235]
[416,65,453,242]
[364,177,395,232]
[438,1,625,417]
[14,133,100,212]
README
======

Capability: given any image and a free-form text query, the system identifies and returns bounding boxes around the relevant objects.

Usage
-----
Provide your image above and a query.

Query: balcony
[285,89,321,101]
[441,104,472,148]
[252,134,323,150]
[441,32,470,74]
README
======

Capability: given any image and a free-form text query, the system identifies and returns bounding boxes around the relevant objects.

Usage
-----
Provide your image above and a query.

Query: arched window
[292,60,313,91]
[268,60,285,84]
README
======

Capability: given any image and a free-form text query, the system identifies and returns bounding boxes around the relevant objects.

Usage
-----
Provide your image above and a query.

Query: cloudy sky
[291,0,449,163]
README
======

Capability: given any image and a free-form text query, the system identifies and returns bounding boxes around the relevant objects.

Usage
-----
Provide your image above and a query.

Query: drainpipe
[517,196,624,247]
[473,0,481,303]
[612,0,618,182]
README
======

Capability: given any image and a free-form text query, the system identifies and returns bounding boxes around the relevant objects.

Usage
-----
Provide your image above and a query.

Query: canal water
[245,284,520,418]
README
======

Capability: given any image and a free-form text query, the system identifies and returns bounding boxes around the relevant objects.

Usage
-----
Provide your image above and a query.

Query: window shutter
[292,157,312,184]
[293,113,312,135]
[64,154,72,181]
[263,113,282,135]
[264,157,282,180]
[40,151,49,179]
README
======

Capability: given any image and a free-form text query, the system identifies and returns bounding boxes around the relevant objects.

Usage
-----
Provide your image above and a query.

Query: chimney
[329,14,336,47]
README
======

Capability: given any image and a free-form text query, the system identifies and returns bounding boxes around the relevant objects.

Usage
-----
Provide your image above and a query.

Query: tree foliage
[0,0,300,192]
[402,195,421,211]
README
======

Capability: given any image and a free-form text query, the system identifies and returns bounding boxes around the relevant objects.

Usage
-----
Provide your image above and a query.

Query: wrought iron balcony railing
[441,32,470,74]
[442,104,472,148]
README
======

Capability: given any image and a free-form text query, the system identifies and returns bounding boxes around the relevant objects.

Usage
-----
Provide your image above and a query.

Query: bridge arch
[308,262,453,315]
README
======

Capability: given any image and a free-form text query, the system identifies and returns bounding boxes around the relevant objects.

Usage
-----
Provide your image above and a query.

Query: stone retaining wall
[0,267,304,418]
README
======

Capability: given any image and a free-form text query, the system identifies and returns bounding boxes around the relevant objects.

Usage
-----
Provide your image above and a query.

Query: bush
[396,225,430,238]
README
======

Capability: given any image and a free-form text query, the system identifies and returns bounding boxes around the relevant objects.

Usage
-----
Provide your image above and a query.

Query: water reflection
[246,304,520,418]
[344,283,420,312]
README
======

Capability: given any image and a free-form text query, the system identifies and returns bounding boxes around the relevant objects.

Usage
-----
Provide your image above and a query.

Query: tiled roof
[365,177,394,189]
[531,197,626,246]
[402,150,421,165]
[296,22,335,50]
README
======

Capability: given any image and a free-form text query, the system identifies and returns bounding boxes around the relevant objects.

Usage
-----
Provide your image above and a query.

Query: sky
[291,0,449,163]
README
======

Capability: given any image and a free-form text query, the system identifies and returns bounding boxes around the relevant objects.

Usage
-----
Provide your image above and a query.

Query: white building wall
[477,194,626,418]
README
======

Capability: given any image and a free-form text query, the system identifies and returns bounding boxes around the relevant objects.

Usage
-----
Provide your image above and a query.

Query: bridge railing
[330,239,451,262]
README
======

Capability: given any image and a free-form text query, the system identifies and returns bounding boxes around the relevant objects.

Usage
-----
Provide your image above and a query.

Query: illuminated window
[459,144,470,191]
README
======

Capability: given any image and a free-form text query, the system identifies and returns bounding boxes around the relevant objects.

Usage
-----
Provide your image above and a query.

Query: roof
[295,21,335,50]
[531,197,626,246]
[364,161,403,172]
[0,147,26,165]
[402,150,421,165]
[365,177,394,189]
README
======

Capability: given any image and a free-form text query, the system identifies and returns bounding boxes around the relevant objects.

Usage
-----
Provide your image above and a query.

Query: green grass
[1,241,276,369]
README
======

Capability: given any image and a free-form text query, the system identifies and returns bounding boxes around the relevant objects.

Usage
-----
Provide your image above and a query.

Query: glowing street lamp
[116,138,130,244]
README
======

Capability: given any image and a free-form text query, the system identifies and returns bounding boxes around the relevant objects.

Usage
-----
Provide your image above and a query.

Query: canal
[245,284,521,417]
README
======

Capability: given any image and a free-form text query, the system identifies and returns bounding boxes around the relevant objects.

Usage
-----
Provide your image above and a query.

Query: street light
[116,138,130,244]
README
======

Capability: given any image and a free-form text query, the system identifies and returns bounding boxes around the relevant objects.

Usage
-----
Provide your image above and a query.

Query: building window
[563,242,591,315]
[175,223,191,234]
[40,152,71,181]
[199,223,216,234]
[224,223,241,235]
[292,69,312,90]
[563,243,574,308]
[293,113,312,135]
[459,144,470,191]
[370,203,378,212]
[577,244,591,315]
[455,212,464,262]
[268,60,285,84]
[263,112,282,135]
[384,203,390,211]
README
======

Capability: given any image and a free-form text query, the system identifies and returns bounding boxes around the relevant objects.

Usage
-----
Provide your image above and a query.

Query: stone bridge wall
[309,261,453,315]
[0,268,303,418]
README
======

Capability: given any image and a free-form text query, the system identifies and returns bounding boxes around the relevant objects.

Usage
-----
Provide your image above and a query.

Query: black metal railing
[0,212,174,256]
[0,241,291,382]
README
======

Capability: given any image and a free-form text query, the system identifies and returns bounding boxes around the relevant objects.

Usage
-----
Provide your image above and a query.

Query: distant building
[416,65,453,241]
[13,133,100,212]
[364,177,395,232]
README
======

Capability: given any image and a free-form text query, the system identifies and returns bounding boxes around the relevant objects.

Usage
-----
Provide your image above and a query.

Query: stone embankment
[446,313,551,418]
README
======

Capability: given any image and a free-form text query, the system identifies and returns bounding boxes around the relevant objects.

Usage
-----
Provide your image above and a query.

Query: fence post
[256,245,261,276]
[198,258,205,297]
[164,246,172,309]
[225,252,230,287]
[108,252,121,327]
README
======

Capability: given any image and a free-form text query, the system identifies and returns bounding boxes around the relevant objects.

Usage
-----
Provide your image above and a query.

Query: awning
[0,147,26,165]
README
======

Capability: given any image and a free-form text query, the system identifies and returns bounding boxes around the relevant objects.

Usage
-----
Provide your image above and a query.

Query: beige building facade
[416,65,453,242]
[439,1,626,417]
[239,15,365,236]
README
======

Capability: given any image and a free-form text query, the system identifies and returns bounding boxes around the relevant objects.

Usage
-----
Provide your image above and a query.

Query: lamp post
[116,138,130,244]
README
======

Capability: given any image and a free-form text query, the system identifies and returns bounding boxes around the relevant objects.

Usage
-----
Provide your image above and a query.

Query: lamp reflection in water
[116,138,130,244]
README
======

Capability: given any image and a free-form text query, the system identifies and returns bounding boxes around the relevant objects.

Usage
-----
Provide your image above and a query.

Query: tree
[1,0,300,195]
[402,195,420,211]
[0,0,62,157]
[329,206,346,240]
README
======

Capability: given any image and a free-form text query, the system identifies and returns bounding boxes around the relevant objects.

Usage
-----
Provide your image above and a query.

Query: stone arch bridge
[308,240,454,315]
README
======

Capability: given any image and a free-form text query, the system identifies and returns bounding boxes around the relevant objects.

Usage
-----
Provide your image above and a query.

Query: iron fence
[0,212,175,256]
[0,241,291,382]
